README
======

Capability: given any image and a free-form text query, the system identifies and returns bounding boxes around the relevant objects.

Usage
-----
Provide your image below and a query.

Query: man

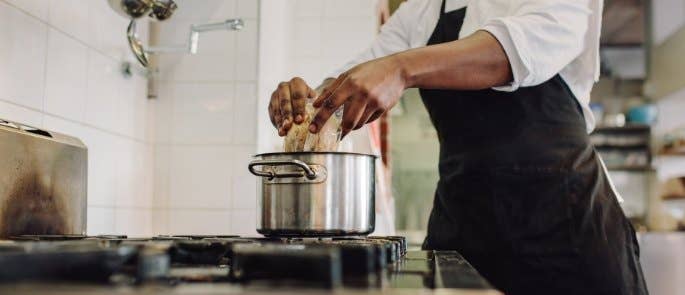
[268,0,648,294]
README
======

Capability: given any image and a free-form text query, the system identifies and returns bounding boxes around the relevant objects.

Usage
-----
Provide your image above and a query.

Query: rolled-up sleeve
[481,0,592,91]
[327,0,420,79]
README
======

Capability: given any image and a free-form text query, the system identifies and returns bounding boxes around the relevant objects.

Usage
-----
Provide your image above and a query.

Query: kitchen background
[2,0,685,234]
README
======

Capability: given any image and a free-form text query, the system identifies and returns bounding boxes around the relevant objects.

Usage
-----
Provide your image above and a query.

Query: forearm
[396,30,512,90]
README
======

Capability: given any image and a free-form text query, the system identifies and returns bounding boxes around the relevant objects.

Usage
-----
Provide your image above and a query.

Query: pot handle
[248,159,318,180]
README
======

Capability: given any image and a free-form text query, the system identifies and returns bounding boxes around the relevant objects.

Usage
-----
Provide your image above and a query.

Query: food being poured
[283,101,342,152]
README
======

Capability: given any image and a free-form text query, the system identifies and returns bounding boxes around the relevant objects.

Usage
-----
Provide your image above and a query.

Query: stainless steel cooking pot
[249,152,376,237]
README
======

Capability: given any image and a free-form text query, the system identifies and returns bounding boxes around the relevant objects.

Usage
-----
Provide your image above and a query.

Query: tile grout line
[0,98,153,145]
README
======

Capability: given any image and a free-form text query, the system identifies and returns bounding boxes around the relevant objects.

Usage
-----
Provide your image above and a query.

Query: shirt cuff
[481,20,529,92]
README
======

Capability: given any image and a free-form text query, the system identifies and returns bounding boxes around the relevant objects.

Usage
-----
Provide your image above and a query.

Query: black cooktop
[0,235,491,290]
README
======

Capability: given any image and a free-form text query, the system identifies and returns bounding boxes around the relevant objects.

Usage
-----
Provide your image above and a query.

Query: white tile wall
[0,0,155,236]
[1,0,377,237]
[152,0,259,235]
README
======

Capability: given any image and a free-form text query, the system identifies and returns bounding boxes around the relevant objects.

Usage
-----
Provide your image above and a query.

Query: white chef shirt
[329,0,603,132]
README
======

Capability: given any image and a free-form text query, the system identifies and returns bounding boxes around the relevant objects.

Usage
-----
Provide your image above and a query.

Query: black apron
[419,3,648,295]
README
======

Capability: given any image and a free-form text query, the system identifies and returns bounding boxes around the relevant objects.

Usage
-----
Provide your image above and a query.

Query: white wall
[1,0,379,238]
[0,0,154,236]
[258,0,378,152]
[152,0,260,236]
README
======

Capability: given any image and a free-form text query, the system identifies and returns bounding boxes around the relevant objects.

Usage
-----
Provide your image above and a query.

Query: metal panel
[0,119,87,237]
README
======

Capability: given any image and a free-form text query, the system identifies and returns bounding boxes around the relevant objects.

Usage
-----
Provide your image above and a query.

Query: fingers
[340,95,367,139]
[310,84,353,134]
[366,110,384,124]
[314,74,347,107]
[268,90,280,128]
[289,77,309,124]
[354,108,376,130]
[277,82,293,136]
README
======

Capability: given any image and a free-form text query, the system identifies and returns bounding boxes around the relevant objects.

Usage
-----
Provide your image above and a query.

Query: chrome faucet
[109,0,244,67]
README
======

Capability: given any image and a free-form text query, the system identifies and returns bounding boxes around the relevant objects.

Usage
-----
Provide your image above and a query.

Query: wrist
[391,52,415,89]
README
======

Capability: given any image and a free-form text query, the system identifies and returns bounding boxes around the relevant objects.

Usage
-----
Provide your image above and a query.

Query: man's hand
[268,77,318,136]
[311,55,406,138]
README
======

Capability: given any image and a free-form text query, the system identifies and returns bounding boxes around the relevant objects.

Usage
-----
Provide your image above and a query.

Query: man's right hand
[268,77,317,136]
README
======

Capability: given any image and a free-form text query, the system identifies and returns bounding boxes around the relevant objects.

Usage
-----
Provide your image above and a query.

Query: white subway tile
[115,140,151,208]
[142,144,155,206]
[231,176,256,209]
[157,53,236,82]
[153,84,173,143]
[295,0,324,17]
[290,57,329,85]
[85,50,121,133]
[324,0,375,17]
[0,2,47,110]
[169,82,235,144]
[171,111,234,144]
[153,145,171,209]
[236,0,258,19]
[114,77,138,138]
[87,206,116,235]
[169,146,232,209]
[115,208,153,237]
[173,0,237,21]
[0,100,43,127]
[233,82,257,144]
[48,0,89,43]
[230,209,257,236]
[230,145,257,177]
[81,128,119,207]
[44,28,88,122]
[322,17,375,58]
[293,18,323,57]
[168,209,232,235]
[4,0,49,21]
[132,78,152,141]
[144,95,157,143]
[234,19,258,81]
[151,209,169,235]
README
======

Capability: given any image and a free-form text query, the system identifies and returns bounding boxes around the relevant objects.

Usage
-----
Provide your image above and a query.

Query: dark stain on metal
[0,172,68,238]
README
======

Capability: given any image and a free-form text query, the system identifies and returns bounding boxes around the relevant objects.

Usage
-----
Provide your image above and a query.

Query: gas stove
[0,235,495,294]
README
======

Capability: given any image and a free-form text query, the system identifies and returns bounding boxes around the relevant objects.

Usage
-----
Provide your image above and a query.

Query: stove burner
[0,242,169,283]
[10,234,89,241]
[0,235,420,289]
[229,243,342,288]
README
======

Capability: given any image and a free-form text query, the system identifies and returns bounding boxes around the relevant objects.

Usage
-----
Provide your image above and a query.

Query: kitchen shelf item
[591,124,652,169]
[249,152,376,237]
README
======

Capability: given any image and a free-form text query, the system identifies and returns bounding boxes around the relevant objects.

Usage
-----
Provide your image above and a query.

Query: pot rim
[254,151,379,158]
